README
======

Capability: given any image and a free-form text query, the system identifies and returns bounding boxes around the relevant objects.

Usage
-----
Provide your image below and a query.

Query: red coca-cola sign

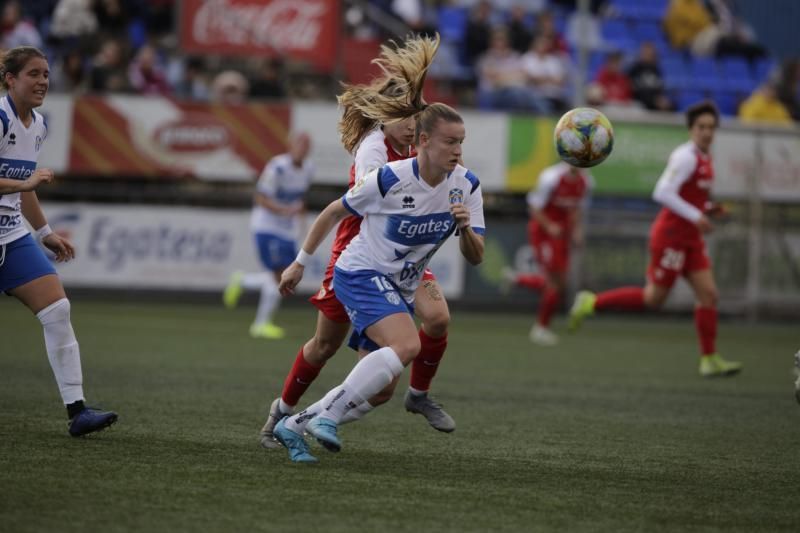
[180,0,340,71]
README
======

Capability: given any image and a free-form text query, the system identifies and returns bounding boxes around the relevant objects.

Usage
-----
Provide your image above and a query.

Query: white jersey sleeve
[342,165,396,217]
[354,129,389,181]
[652,145,703,223]
[526,165,561,210]
[464,170,486,234]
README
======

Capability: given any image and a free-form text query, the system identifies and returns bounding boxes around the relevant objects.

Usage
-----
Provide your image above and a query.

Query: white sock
[37,299,84,405]
[253,274,280,326]
[408,387,427,397]
[339,401,375,425]
[318,347,404,423]
[241,272,268,290]
[284,398,326,434]
[278,399,295,415]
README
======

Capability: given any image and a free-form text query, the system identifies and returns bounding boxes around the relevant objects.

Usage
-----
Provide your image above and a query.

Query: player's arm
[453,174,486,266]
[254,191,301,216]
[278,199,349,296]
[20,190,75,262]
[0,168,54,194]
[652,149,711,232]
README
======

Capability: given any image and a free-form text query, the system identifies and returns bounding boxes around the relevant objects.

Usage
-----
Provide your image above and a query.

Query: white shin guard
[37,298,84,405]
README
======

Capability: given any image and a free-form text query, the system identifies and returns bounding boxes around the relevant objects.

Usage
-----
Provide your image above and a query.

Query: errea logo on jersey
[402,196,415,208]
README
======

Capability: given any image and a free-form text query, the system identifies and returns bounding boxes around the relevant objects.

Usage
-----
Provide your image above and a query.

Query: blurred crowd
[1,0,798,125]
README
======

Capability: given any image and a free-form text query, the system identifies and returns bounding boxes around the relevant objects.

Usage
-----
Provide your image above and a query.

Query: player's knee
[36,297,71,325]
[697,288,718,307]
[392,338,421,365]
[643,289,666,309]
[306,336,340,364]
[422,309,450,338]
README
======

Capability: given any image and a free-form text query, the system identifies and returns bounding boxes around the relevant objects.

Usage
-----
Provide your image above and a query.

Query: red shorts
[647,239,711,288]
[529,228,569,275]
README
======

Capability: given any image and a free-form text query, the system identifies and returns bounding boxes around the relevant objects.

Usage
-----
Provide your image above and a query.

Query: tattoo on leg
[423,280,443,301]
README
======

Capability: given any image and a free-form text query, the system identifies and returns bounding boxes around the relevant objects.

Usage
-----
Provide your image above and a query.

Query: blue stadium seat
[719,58,755,92]
[602,19,630,41]
[688,57,719,90]
[437,6,468,43]
[754,58,776,83]
[677,90,706,111]
[712,91,740,116]
[661,56,689,89]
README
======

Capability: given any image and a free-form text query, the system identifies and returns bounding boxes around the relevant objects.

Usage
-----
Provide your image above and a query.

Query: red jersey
[526,162,593,236]
[331,129,413,260]
[651,141,713,245]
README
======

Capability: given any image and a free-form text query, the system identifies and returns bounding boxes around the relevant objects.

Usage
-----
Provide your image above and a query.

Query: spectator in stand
[173,56,210,101]
[663,0,713,53]
[522,35,569,111]
[465,0,494,66]
[89,39,130,92]
[51,49,88,94]
[594,50,633,105]
[628,42,674,112]
[249,57,287,100]
[128,44,171,96]
[534,10,569,55]
[1,0,43,49]
[565,6,605,53]
[49,0,97,48]
[508,4,533,54]
[705,0,766,63]
[211,70,250,105]
[476,27,550,113]
[776,59,800,122]
[93,0,131,40]
[738,83,793,126]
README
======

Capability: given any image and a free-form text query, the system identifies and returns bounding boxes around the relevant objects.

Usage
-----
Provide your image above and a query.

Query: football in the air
[553,107,614,168]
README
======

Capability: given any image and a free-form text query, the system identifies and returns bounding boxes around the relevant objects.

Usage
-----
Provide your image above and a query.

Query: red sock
[410,329,447,392]
[281,346,324,407]
[538,287,560,327]
[694,306,717,356]
[516,274,545,291]
[595,287,646,311]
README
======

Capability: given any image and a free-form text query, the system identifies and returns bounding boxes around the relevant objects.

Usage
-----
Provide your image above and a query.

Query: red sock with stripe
[694,306,717,356]
[410,329,447,392]
[595,287,646,311]
[538,287,560,327]
[281,346,324,408]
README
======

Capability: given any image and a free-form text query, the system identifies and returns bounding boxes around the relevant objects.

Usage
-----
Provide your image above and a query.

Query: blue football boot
[68,407,118,437]
[273,419,318,464]
[307,417,341,453]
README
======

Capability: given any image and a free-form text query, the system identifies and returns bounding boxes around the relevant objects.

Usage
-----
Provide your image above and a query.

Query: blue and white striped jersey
[337,157,485,300]
[0,95,47,245]
[249,153,313,240]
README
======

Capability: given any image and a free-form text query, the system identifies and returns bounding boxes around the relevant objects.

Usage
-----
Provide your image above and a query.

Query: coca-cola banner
[180,0,341,72]
[69,95,290,181]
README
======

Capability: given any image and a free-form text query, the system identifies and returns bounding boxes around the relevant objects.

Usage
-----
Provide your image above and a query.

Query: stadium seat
[712,91,740,116]
[688,57,719,90]
[677,89,706,111]
[437,6,468,43]
[661,56,689,89]
[753,57,776,83]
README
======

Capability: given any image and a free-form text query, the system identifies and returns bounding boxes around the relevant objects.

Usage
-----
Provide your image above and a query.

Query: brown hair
[337,34,440,153]
[414,103,463,144]
[686,100,720,128]
[0,46,47,90]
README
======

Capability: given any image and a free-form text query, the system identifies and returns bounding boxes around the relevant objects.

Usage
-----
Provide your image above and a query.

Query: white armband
[295,249,312,267]
[34,224,53,240]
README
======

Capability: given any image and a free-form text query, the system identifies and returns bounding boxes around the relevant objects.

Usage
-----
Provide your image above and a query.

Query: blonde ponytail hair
[337,34,440,153]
